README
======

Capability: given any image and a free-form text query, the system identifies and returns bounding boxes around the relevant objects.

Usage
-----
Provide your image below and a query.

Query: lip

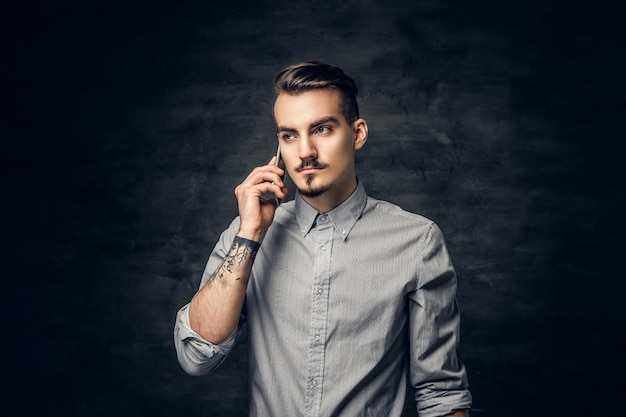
[297,167,323,175]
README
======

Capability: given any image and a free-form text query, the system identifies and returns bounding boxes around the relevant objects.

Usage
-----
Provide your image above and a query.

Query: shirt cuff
[177,305,239,347]
[174,304,239,375]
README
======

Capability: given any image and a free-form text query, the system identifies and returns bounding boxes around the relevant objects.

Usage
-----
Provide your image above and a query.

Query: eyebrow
[277,116,340,134]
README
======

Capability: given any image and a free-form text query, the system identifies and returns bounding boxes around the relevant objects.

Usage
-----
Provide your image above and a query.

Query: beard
[296,159,330,198]
[298,174,331,198]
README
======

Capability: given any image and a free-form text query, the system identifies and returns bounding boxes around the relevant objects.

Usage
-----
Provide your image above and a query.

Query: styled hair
[273,61,360,124]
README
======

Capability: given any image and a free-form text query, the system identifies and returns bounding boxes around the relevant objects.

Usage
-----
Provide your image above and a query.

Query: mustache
[295,159,328,172]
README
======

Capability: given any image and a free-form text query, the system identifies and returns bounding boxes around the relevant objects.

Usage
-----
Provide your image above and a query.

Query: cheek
[281,154,299,174]
[331,139,355,160]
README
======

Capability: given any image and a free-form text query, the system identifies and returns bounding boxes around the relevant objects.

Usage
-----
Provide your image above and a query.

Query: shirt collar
[295,180,367,241]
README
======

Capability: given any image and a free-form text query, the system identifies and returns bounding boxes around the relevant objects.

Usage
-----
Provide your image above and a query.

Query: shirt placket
[304,213,333,417]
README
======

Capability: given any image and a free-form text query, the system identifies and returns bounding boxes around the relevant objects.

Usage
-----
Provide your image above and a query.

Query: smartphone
[273,144,281,206]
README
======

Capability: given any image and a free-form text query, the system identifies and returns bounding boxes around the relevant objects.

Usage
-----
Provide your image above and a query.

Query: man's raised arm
[188,158,286,344]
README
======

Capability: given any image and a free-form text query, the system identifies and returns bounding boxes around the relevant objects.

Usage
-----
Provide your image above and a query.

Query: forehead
[273,89,344,127]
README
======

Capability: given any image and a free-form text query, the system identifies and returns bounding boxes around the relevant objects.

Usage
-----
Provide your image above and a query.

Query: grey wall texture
[7,0,625,416]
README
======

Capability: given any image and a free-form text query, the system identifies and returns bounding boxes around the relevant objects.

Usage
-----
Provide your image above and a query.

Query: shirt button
[321,245,326,250]
[318,288,323,294]
[315,334,320,341]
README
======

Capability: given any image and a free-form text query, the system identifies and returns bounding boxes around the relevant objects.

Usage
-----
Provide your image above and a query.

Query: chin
[298,175,330,198]
[299,186,330,198]
[298,176,331,198]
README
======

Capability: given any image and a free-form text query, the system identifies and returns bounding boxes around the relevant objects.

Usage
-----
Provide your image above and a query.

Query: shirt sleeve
[174,304,241,376]
[173,217,245,376]
[409,222,472,417]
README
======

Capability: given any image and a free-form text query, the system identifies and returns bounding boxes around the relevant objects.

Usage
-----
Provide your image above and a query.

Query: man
[174,61,472,416]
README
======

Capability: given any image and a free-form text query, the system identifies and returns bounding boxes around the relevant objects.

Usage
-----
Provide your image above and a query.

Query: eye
[314,125,332,135]
[280,133,296,142]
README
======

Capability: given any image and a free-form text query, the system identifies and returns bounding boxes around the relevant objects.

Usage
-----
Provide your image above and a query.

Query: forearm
[189,236,260,344]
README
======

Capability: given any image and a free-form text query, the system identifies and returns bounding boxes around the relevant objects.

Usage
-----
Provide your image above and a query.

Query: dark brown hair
[273,61,360,124]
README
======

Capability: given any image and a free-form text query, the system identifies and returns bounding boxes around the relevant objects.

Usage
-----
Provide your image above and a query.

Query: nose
[298,134,317,160]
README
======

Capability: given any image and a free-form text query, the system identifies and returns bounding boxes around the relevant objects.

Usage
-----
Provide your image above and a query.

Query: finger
[244,169,285,188]
[274,186,288,203]
[241,180,281,197]
[246,163,283,179]
[260,187,288,206]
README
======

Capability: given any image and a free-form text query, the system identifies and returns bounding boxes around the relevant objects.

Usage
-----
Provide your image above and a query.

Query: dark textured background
[7,0,625,416]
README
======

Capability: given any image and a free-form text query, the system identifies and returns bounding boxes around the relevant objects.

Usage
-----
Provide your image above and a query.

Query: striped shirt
[174,181,472,417]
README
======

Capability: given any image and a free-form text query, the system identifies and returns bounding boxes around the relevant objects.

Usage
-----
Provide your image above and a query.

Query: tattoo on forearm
[207,236,260,286]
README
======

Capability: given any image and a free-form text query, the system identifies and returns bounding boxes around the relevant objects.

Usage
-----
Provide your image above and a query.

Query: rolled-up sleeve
[174,304,241,376]
[173,217,244,376]
[409,222,472,417]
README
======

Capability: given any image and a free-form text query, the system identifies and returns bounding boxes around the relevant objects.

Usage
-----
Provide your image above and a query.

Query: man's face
[274,89,367,208]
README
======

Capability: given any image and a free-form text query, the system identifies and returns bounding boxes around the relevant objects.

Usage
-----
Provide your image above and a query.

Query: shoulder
[364,196,435,228]
[355,196,447,251]
[265,200,299,234]
[272,200,296,223]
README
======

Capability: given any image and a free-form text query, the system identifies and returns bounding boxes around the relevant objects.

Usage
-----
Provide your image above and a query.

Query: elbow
[173,307,234,376]
[175,344,221,377]
[178,359,210,377]
[173,333,229,376]
[174,341,204,376]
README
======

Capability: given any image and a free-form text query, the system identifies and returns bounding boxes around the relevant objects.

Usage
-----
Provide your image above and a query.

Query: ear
[352,118,368,150]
